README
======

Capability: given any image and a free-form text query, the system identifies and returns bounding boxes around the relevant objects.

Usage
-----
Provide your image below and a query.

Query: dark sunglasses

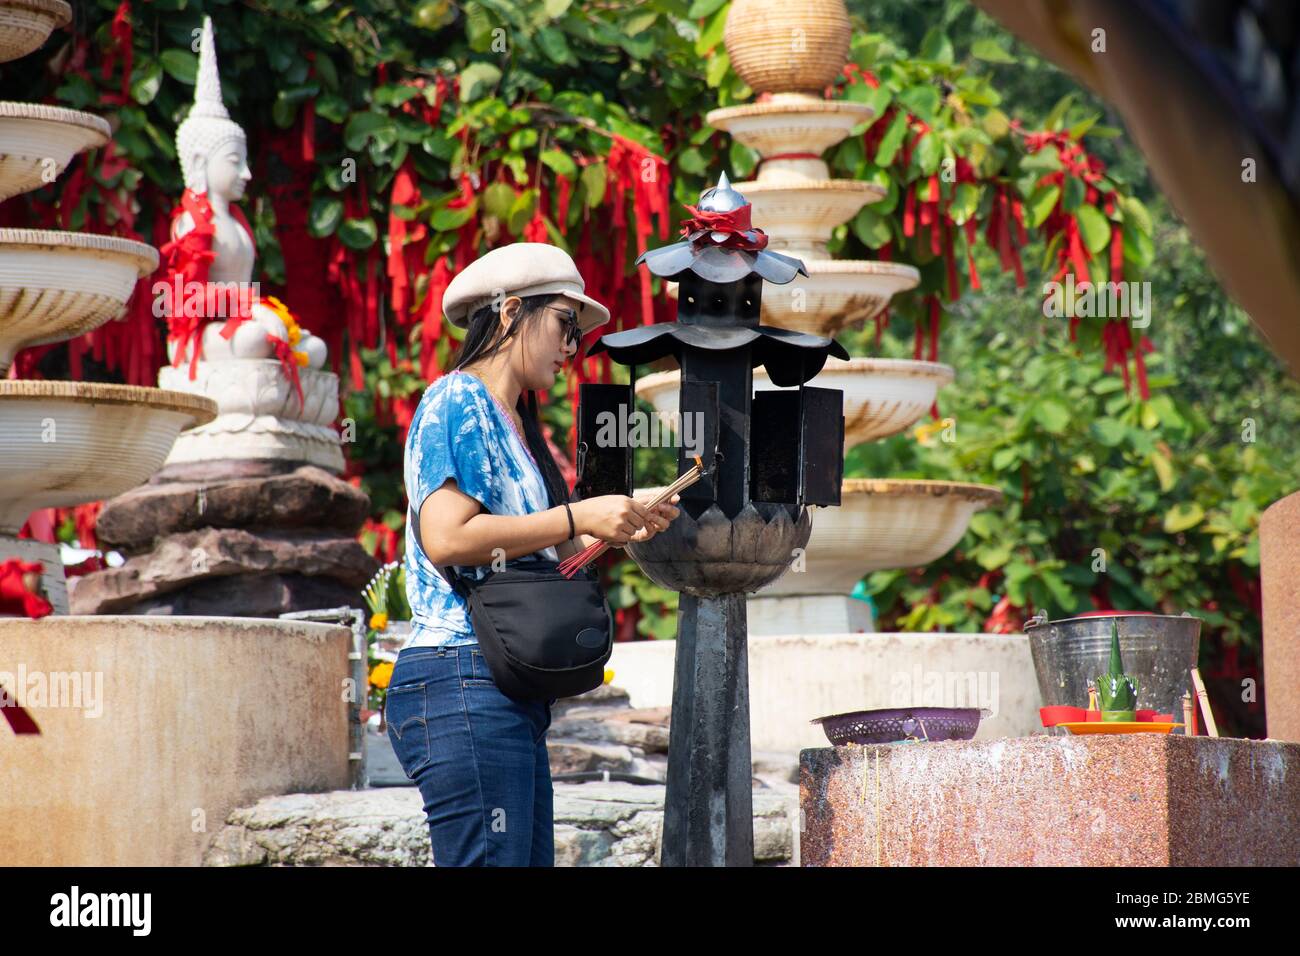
[544,305,582,349]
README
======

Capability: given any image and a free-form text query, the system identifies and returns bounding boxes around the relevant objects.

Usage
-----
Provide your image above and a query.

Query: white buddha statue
[167,16,327,371]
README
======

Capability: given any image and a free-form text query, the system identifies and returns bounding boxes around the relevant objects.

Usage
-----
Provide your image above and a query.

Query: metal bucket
[1024,611,1200,719]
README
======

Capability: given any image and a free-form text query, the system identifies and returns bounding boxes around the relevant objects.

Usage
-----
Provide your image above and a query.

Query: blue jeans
[384,643,555,866]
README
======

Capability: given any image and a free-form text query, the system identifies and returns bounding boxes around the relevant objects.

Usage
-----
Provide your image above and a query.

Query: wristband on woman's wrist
[563,501,575,540]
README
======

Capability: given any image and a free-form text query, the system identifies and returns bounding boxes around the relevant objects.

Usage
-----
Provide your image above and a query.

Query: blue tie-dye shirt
[403,368,559,648]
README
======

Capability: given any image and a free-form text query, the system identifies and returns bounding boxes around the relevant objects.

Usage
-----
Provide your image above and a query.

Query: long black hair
[452,294,573,508]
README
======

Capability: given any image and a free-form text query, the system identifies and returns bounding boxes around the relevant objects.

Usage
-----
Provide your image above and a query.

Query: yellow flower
[294,349,309,366]
[913,417,955,447]
[370,611,388,631]
[603,667,615,685]
[369,661,394,690]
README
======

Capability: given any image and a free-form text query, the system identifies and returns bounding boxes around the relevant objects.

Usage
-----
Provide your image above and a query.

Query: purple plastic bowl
[811,707,986,745]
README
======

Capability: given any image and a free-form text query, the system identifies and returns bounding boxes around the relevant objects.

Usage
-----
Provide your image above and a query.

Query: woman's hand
[569,495,653,546]
[627,492,681,544]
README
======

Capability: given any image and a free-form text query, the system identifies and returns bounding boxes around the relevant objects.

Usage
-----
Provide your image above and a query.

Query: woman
[388,242,681,866]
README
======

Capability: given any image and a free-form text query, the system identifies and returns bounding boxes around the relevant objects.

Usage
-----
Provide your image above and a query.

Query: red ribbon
[678,203,769,251]
[159,188,255,379]
[0,558,52,619]
[266,335,306,412]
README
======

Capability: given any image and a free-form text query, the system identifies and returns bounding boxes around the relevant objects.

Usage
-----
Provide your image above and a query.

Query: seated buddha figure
[162,16,327,383]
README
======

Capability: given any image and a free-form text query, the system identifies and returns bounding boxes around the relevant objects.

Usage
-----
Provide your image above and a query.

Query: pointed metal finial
[697,169,747,213]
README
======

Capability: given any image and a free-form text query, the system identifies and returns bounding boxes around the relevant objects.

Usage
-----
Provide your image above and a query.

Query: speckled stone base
[1262,490,1300,742]
[800,735,1300,866]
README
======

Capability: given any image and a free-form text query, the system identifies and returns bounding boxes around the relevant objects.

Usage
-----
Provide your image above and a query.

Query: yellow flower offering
[261,296,303,346]
[369,661,394,690]
[369,611,389,631]
[603,667,615,685]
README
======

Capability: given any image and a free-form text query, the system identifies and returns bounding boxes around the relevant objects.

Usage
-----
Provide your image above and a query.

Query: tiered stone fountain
[0,0,206,609]
[613,0,1040,748]
[0,2,351,865]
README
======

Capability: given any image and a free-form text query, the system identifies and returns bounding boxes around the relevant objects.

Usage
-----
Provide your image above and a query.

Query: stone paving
[204,683,801,866]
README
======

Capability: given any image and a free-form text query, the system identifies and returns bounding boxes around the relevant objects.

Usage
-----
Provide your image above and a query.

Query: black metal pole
[661,591,754,866]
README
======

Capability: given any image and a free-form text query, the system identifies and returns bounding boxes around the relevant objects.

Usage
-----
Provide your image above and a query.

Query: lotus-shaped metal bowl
[626,496,812,596]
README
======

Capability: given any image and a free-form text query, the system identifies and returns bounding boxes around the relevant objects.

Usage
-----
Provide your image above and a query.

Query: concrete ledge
[800,734,1300,866]
[0,615,351,865]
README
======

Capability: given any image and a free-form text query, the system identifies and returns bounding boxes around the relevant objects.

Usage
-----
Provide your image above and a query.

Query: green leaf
[539,147,577,180]
[897,85,941,123]
[992,447,1020,470]
[695,5,727,56]
[1061,175,1085,212]
[1044,92,1076,131]
[507,189,538,234]
[483,182,517,220]
[1092,418,1127,447]
[916,132,943,174]
[432,201,477,232]
[1028,184,1060,227]
[705,48,730,88]
[160,49,198,85]
[874,110,909,166]
[971,38,1016,63]
[580,161,606,207]
[1149,451,1175,492]
[308,197,344,238]
[344,112,393,151]
[687,0,727,16]
[537,26,575,65]
[851,207,892,248]
[1033,399,1070,434]
[315,93,349,124]
[919,27,954,65]
[1076,204,1112,254]
[338,217,378,250]
[949,183,981,225]
[459,62,502,102]
[1163,503,1205,534]
[130,60,163,105]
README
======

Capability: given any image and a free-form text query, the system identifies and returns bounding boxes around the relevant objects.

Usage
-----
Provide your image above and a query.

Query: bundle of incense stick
[558,456,705,579]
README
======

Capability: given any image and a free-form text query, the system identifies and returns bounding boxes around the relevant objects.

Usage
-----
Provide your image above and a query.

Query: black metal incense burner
[575,172,847,866]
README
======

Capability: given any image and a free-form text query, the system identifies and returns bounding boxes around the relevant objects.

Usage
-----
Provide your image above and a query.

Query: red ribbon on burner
[679,204,770,251]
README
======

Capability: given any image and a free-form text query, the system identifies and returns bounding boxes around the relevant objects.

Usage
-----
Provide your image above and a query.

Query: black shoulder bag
[408,504,613,702]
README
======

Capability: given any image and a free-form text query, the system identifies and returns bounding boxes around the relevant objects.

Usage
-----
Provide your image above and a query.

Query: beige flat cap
[443,242,611,334]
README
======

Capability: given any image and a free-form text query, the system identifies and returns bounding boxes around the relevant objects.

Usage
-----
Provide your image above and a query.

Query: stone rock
[551,683,631,717]
[69,526,379,614]
[547,741,636,775]
[97,464,371,552]
[548,714,671,753]
[205,778,797,867]
[203,788,431,867]
[79,571,363,618]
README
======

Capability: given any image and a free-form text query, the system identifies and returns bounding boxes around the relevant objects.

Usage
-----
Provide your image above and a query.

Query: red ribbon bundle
[0,558,52,619]
[266,335,306,413]
[158,188,256,379]
[678,202,769,251]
